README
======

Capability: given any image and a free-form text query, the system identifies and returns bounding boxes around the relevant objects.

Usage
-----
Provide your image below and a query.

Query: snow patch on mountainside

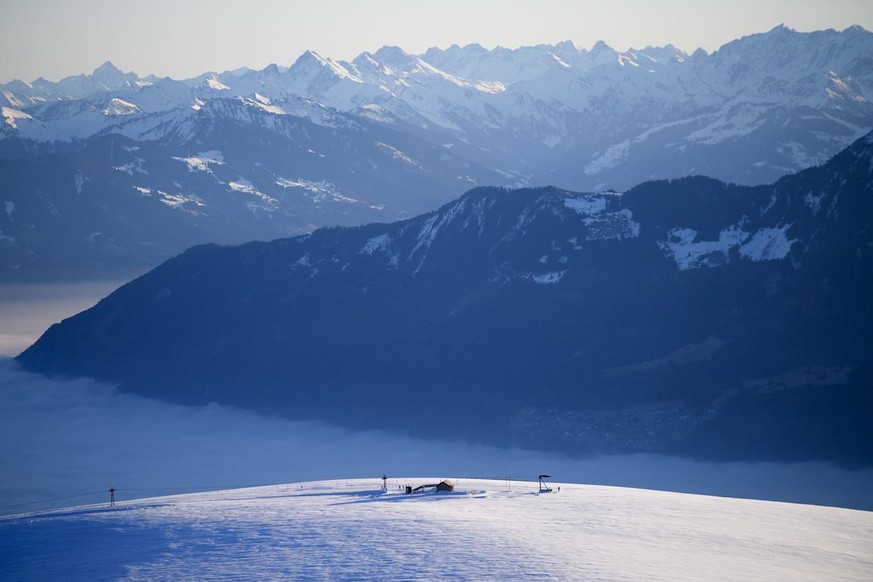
[563,195,639,241]
[229,178,279,214]
[660,225,752,270]
[376,142,421,167]
[777,141,821,170]
[173,151,225,173]
[205,76,229,91]
[804,191,826,215]
[409,199,469,270]
[739,225,796,261]
[530,270,567,284]
[1,106,63,141]
[1,91,26,108]
[2,107,32,129]
[293,253,312,268]
[657,222,796,268]
[101,98,141,116]
[360,233,400,266]
[113,158,148,175]
[157,190,205,214]
[563,196,608,216]
[276,178,357,204]
[238,95,286,115]
[228,178,257,193]
[73,171,87,195]
[686,105,768,145]
[584,141,629,175]
[361,233,391,255]
[584,209,640,241]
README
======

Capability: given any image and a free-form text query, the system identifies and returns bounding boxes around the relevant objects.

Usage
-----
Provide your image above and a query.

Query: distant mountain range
[2,25,872,279]
[20,130,873,465]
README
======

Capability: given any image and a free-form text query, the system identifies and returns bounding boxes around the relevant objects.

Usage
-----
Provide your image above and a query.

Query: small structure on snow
[436,480,455,492]
[538,474,553,493]
[407,479,455,494]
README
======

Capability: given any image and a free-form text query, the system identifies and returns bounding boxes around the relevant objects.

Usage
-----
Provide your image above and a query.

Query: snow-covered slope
[2,478,871,580]
[2,25,871,188]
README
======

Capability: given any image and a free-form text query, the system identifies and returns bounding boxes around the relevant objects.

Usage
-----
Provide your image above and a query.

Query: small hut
[409,479,455,494]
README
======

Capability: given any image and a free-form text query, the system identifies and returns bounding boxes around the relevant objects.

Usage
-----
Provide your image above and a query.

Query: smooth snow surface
[2,478,871,581]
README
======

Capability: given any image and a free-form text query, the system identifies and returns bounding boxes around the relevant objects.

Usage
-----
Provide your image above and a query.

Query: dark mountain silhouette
[18,132,873,465]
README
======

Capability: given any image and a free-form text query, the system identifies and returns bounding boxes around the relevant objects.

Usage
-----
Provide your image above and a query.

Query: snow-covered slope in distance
[2,478,871,581]
[3,25,871,189]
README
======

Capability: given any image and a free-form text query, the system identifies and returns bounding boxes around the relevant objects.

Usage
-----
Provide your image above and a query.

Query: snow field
[2,478,871,581]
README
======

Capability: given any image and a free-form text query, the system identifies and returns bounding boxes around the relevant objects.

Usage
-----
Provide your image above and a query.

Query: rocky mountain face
[19,132,873,465]
[2,25,872,279]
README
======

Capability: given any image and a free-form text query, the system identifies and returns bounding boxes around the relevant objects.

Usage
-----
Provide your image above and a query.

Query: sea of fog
[2,278,871,515]
[2,357,872,516]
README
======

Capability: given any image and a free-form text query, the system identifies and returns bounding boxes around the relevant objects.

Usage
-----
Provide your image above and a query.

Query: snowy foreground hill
[2,478,871,581]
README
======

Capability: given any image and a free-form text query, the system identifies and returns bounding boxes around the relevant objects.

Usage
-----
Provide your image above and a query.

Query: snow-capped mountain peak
[372,45,416,69]
[91,60,124,80]
[2,26,873,282]
[101,97,141,116]
[289,49,360,82]
[261,63,281,76]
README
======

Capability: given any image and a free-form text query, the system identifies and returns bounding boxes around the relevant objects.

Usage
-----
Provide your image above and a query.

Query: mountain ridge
[2,25,871,279]
[18,131,873,465]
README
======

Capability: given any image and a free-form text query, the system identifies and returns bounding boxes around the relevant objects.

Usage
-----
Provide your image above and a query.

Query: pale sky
[1,0,871,83]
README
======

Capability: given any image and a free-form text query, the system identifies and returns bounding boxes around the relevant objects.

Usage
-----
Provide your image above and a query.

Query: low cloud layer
[2,358,871,516]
